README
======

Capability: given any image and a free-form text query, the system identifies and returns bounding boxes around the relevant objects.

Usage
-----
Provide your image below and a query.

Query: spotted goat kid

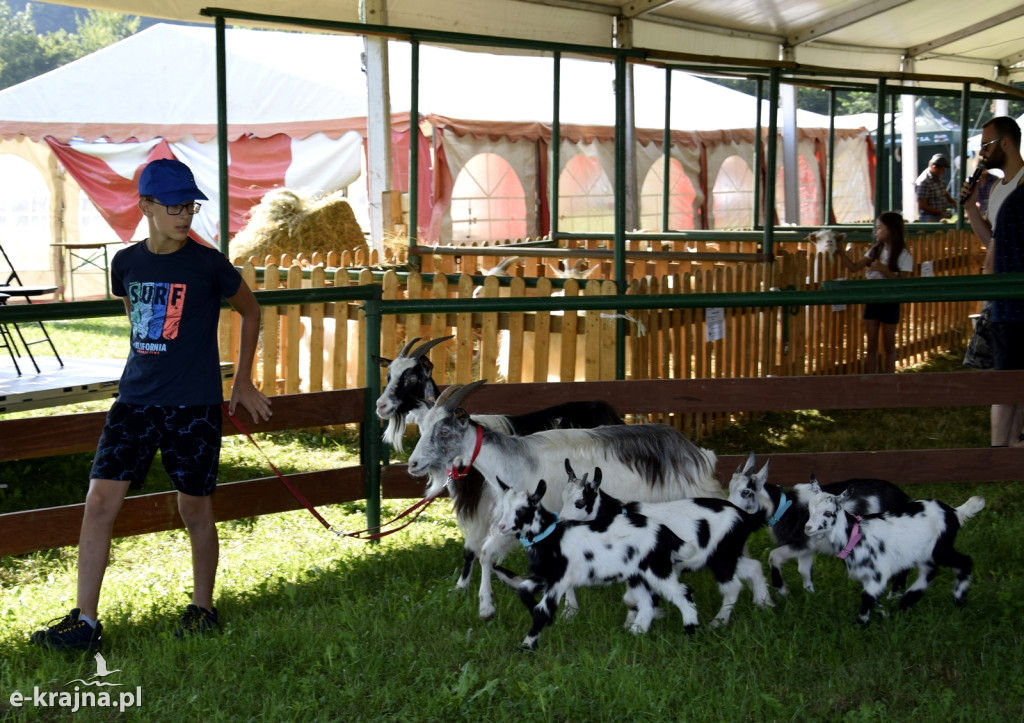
[804,477,985,624]
[495,477,699,650]
[560,460,772,628]
[727,453,911,595]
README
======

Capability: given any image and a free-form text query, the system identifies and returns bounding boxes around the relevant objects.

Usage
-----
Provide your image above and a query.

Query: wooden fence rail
[3,371,1023,558]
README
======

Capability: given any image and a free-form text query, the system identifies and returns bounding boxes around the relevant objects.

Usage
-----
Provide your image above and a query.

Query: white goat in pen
[804,477,985,625]
[373,338,624,619]
[406,380,723,616]
[560,460,773,628]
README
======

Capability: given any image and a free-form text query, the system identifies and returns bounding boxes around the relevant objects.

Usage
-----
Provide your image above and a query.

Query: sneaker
[30,608,102,651]
[174,604,219,638]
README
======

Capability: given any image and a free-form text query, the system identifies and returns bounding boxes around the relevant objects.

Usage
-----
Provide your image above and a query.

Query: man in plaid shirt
[916,153,955,221]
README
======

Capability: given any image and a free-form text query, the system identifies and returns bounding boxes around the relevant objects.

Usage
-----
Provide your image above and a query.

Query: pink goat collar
[447,424,483,480]
[836,515,863,559]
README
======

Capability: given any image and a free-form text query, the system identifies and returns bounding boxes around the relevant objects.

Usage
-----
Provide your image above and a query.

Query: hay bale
[230,188,367,265]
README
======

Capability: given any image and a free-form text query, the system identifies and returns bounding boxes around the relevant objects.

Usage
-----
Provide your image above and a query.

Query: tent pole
[215,17,230,257]
[874,78,887,221]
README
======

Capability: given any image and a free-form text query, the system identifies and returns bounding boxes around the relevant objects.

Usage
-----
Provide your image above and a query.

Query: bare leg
[177,492,218,611]
[76,479,131,620]
[864,319,881,374]
[993,404,1024,447]
[880,322,898,373]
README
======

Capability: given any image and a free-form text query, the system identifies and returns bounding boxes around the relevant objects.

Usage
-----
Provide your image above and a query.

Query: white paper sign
[920,260,934,277]
[705,307,725,342]
[832,276,847,312]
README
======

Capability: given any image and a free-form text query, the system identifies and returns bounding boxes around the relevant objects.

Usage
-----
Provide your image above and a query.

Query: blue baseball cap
[138,159,209,205]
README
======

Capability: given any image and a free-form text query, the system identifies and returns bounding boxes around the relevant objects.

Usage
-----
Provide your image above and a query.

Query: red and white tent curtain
[46,131,366,247]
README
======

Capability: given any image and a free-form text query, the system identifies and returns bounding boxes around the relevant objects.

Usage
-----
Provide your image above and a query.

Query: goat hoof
[683,624,698,636]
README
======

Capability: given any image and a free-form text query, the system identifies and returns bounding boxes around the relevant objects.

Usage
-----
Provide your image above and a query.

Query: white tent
[0,24,874,287]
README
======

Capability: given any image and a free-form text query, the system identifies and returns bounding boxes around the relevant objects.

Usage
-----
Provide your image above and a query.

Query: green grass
[1,328,1022,721]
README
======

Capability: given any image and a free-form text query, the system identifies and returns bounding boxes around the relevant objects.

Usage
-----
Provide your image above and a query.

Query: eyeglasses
[980,138,1003,150]
[150,200,201,215]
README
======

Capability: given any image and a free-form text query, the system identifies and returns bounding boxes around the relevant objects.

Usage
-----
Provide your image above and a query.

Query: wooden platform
[0,357,124,414]
[0,359,234,414]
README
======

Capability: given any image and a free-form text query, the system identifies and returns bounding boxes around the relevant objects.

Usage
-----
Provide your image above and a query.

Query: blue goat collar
[520,514,559,548]
[767,492,792,527]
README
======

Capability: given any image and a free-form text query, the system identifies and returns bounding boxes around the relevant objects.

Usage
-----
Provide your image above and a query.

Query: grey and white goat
[727,453,911,595]
[406,380,722,618]
[804,477,985,624]
[374,338,623,619]
[496,476,699,650]
[560,460,772,627]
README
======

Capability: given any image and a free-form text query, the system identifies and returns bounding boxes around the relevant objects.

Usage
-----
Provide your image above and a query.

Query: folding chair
[0,242,64,373]
[0,292,25,375]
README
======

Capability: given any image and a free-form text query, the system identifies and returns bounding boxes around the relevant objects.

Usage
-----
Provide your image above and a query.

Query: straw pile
[230,188,367,264]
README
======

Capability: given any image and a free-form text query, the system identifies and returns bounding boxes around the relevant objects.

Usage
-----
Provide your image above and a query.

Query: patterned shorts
[90,402,222,496]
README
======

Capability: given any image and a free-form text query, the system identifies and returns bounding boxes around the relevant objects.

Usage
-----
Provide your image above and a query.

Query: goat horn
[397,337,422,358]
[436,379,487,410]
[409,335,454,360]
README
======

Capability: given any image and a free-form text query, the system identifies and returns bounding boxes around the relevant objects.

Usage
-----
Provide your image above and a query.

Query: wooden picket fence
[233,228,981,438]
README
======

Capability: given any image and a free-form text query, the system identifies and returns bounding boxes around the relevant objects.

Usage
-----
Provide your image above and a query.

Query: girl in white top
[836,211,914,373]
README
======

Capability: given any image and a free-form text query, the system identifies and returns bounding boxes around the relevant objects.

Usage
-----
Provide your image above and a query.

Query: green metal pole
[875,78,887,220]
[957,83,971,230]
[362,292,382,539]
[614,54,627,378]
[662,68,671,232]
[762,70,779,258]
[825,88,836,223]
[215,17,230,256]
[889,94,898,211]
[551,51,561,240]
[753,78,764,231]
[408,40,420,265]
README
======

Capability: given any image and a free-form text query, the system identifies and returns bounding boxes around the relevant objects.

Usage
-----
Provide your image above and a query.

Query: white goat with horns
[407,380,724,617]
[374,338,623,619]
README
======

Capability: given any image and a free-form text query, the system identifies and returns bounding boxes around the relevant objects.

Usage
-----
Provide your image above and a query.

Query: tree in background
[0,2,139,90]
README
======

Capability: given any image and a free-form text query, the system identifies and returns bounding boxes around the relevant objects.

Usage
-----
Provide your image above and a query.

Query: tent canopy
[42,0,1024,89]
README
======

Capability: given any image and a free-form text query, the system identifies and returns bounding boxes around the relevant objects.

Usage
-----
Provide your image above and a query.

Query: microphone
[959,159,988,204]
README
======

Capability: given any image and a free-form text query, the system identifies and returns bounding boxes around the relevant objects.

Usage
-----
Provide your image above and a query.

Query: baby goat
[496,477,699,650]
[561,460,772,627]
[804,477,985,625]
[727,453,911,595]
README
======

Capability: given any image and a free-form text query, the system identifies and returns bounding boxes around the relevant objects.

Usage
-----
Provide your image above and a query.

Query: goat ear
[836,488,853,506]
[564,458,575,479]
[809,475,822,494]
[371,354,392,367]
[593,466,602,487]
[739,451,756,474]
[532,479,547,502]
[496,477,510,492]
[754,458,770,489]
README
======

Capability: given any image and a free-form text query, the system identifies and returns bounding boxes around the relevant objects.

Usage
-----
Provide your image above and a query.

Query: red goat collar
[836,515,864,559]
[447,424,483,481]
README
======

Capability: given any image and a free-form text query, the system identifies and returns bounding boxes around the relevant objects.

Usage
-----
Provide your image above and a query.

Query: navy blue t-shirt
[992,184,1024,323]
[111,239,243,406]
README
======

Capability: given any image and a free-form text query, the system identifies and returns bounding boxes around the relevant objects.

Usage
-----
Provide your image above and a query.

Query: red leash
[221,403,438,540]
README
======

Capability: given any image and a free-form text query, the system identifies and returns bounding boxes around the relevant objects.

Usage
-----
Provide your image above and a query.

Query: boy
[31,158,272,650]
